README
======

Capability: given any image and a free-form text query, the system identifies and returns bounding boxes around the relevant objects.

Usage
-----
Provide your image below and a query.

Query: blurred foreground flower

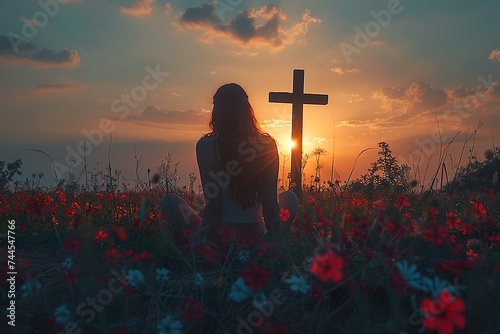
[252,293,269,309]
[286,274,310,294]
[229,277,251,303]
[20,280,41,298]
[156,268,170,282]
[310,249,344,283]
[62,257,73,269]
[157,315,182,334]
[395,261,424,290]
[279,208,291,222]
[179,297,204,322]
[194,272,204,286]
[420,290,466,334]
[240,262,272,292]
[54,304,71,325]
[126,269,144,287]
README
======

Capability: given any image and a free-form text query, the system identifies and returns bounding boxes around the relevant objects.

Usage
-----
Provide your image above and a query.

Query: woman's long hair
[203,83,274,209]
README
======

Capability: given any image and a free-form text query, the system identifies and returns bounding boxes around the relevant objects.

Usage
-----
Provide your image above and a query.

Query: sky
[0,0,499,190]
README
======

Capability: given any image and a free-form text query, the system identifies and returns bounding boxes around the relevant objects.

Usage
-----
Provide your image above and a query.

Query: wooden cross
[269,69,328,200]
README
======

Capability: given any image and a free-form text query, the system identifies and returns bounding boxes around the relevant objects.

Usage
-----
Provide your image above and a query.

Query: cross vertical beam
[269,69,328,200]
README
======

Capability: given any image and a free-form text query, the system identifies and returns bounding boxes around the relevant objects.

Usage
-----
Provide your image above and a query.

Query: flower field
[1,159,500,333]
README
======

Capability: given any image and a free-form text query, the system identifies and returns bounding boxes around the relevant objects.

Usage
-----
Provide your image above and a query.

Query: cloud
[339,80,500,132]
[372,82,448,113]
[348,94,363,103]
[164,3,173,17]
[330,67,344,75]
[122,105,210,129]
[260,118,291,128]
[445,86,475,101]
[0,34,80,68]
[177,4,321,51]
[489,49,500,62]
[330,66,361,75]
[120,0,154,17]
[36,83,85,92]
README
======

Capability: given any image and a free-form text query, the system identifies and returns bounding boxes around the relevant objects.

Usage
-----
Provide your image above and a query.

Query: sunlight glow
[289,140,296,149]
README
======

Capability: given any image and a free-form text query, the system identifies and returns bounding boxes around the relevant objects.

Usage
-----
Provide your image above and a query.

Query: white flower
[252,293,269,309]
[395,261,425,290]
[238,249,251,262]
[155,268,170,282]
[286,274,310,294]
[420,276,459,298]
[229,278,251,303]
[62,257,73,269]
[54,304,71,324]
[20,280,41,298]
[194,272,204,286]
[156,315,182,334]
[126,269,144,287]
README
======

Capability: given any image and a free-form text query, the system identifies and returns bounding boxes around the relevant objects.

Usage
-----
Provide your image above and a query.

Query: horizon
[1,0,499,190]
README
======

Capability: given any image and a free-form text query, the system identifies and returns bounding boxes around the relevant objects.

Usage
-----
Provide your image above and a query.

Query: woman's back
[196,133,280,226]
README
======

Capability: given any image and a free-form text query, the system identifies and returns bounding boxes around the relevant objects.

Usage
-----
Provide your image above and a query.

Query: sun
[289,140,296,149]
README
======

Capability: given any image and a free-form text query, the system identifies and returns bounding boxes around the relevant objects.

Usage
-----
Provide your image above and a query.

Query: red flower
[109,225,128,241]
[433,261,477,277]
[65,201,81,218]
[420,290,466,334]
[195,242,219,265]
[179,297,204,322]
[310,249,344,283]
[105,247,122,265]
[445,212,461,230]
[63,237,83,255]
[278,208,291,222]
[130,251,153,262]
[396,194,411,209]
[218,225,238,244]
[371,200,386,211]
[423,223,448,246]
[466,249,479,261]
[384,220,405,238]
[61,268,78,285]
[240,262,272,292]
[94,230,108,242]
[471,202,486,218]
[429,206,440,220]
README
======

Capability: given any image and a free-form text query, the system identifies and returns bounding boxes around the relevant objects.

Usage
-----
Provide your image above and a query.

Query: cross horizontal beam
[269,92,328,105]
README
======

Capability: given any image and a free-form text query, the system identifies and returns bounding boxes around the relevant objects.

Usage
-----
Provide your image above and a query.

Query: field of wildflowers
[1,148,499,334]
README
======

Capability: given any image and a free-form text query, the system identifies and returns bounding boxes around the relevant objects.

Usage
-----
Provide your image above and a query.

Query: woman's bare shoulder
[258,133,277,150]
[196,135,217,150]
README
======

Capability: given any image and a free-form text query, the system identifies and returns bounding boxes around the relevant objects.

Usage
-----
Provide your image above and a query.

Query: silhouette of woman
[161,83,298,248]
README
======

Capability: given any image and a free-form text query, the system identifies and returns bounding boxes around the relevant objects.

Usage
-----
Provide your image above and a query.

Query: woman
[161,83,298,248]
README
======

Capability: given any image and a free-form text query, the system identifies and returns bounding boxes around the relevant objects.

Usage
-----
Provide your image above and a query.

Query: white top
[217,170,263,223]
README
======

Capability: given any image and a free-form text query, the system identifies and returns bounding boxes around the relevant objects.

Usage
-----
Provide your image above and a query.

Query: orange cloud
[372,82,448,113]
[489,49,500,62]
[177,4,321,51]
[330,66,361,75]
[120,0,154,17]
